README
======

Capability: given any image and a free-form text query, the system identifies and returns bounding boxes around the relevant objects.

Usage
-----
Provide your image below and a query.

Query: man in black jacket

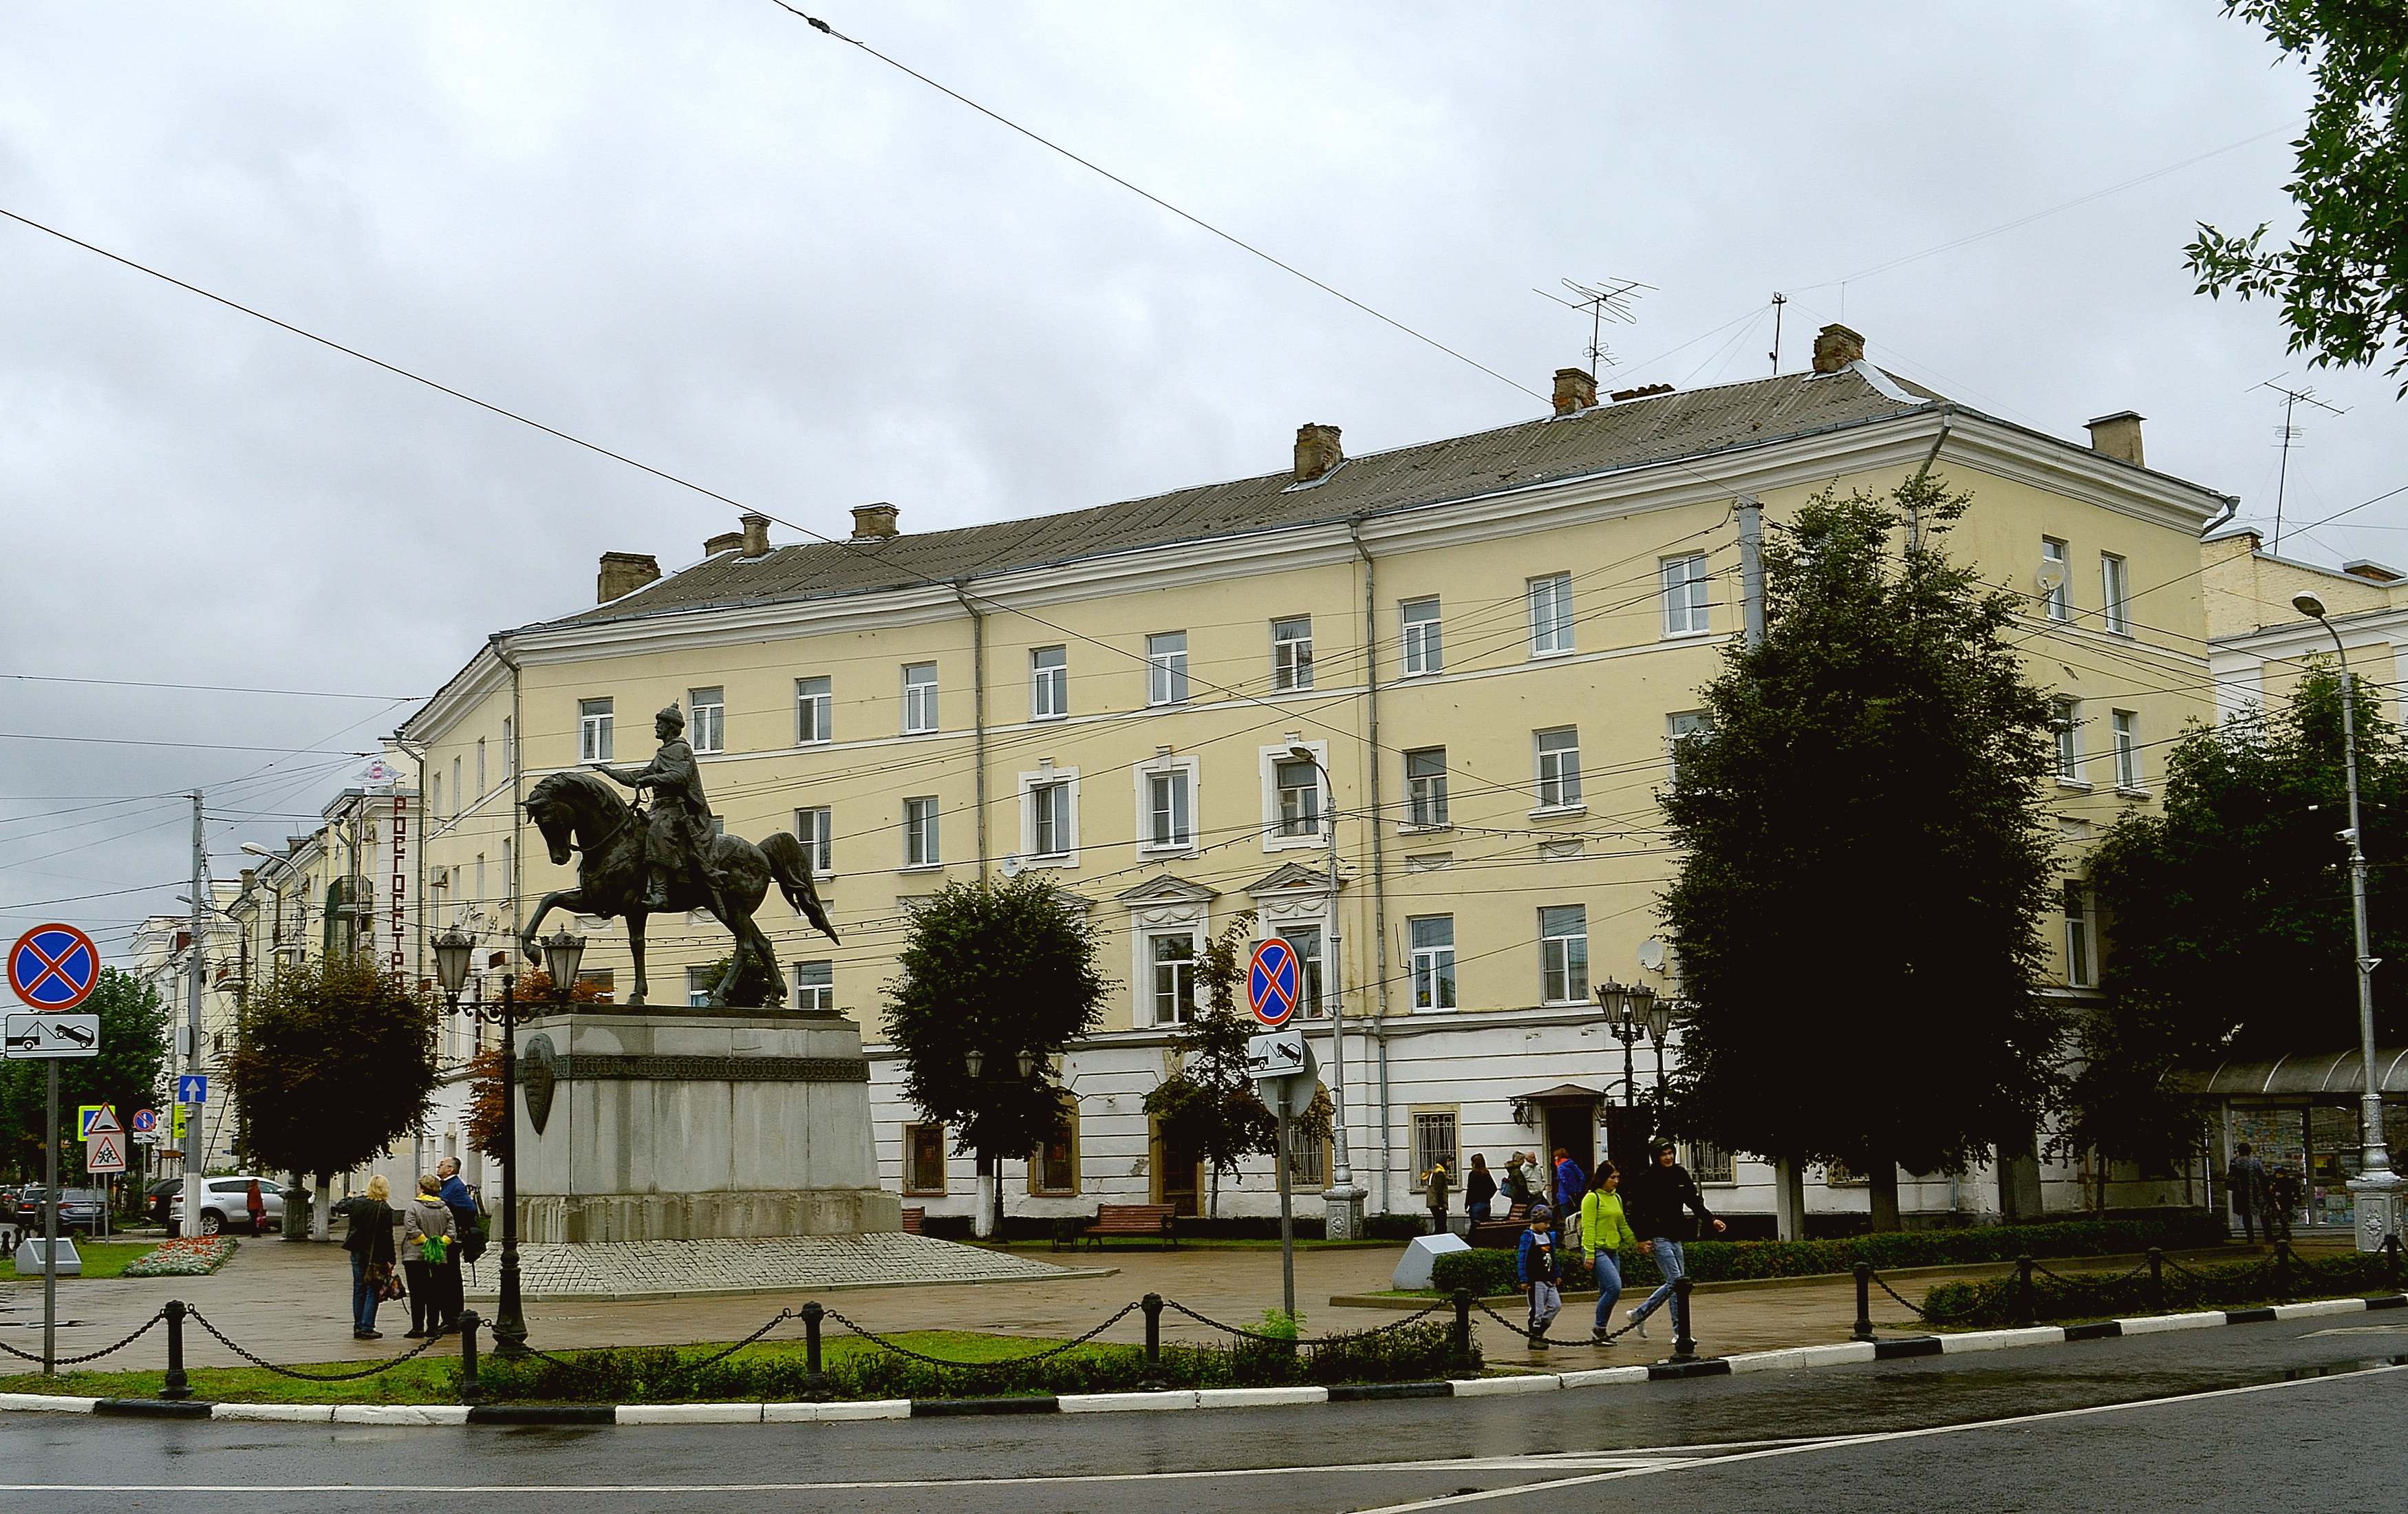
[1623,1140,1724,1342]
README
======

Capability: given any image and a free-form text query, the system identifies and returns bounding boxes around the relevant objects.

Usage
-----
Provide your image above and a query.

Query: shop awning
[2171,1047,2408,1098]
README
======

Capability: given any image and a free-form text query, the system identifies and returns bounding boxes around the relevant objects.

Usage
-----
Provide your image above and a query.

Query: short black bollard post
[799,1300,830,1403]
[1851,1262,1875,1343]
[1451,1289,1474,1376]
[2275,1239,2294,1300]
[457,1309,483,1405]
[159,1300,190,1401]
[2147,1247,2165,1314]
[1667,1276,1699,1363]
[2014,1255,2035,1328]
[1141,1293,1168,1392]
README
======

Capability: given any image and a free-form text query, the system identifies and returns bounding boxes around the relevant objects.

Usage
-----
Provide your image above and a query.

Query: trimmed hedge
[462,1320,1471,1404]
[1920,1250,2404,1327]
[1426,1213,2231,1297]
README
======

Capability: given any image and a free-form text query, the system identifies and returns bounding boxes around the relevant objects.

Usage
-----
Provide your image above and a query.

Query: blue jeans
[1591,1252,1624,1332]
[1632,1238,1687,1332]
[350,1252,380,1333]
[1467,1202,1492,1225]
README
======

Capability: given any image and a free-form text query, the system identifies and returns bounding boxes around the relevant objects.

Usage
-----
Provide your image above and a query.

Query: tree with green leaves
[224,952,440,1230]
[885,874,1110,1234]
[0,967,169,1183]
[2187,1,2408,392]
[1657,475,2065,1225]
[1144,914,1276,1218]
[2071,667,2407,1169]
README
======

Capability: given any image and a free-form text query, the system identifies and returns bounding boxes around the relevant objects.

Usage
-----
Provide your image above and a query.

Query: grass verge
[1,1243,154,1281]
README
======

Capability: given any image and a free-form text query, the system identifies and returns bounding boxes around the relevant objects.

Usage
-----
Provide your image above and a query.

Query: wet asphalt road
[3,1315,2405,1513]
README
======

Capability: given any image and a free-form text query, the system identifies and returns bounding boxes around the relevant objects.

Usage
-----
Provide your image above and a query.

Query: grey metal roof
[544,367,1946,629]
[2172,1048,2408,1098]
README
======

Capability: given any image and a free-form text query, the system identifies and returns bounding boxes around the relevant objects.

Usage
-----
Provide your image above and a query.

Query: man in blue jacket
[1553,1147,1589,1250]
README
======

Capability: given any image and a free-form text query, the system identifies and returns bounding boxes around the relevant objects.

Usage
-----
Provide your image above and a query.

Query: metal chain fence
[1469,1296,1644,1348]
[822,1301,1140,1369]
[0,1309,166,1367]
[1159,1297,1449,1347]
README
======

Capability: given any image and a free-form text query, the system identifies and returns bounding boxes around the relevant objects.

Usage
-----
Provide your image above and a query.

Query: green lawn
[1,1242,153,1281]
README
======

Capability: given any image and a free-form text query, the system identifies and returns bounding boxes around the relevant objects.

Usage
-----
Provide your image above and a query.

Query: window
[686,966,713,1008]
[502,717,515,776]
[1031,646,1068,720]
[1030,1098,1079,1195]
[1410,916,1456,1011]
[1148,769,1192,849]
[905,797,940,868]
[904,1123,948,1195]
[1152,933,1198,1023]
[2100,554,2129,635]
[475,853,486,903]
[451,757,462,817]
[1273,616,1314,691]
[1276,758,1322,837]
[1666,712,1712,782]
[2054,698,2085,783]
[475,738,487,796]
[1406,747,1449,827]
[1529,573,1574,655]
[2113,710,2140,790]
[1287,926,1326,1019]
[795,807,832,875]
[1540,904,1589,1003]
[902,663,938,734]
[2042,538,2070,621]
[430,771,442,819]
[1030,780,1073,858]
[579,698,614,763]
[1684,1140,1736,1186]
[500,840,512,904]
[1401,597,1442,675]
[1146,632,1189,705]
[1287,1122,1329,1188]
[1661,553,1710,637]
[1412,1110,1459,1187]
[795,676,832,745]
[791,959,832,1012]
[2064,882,2092,988]
[688,687,724,754]
[1536,727,1582,809]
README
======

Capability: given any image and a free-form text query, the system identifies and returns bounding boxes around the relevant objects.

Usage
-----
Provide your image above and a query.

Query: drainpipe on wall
[1348,518,1395,1217]
[950,584,990,878]
[1906,403,1955,553]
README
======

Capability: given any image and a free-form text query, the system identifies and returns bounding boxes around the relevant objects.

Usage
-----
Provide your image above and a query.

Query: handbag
[368,1259,406,1301]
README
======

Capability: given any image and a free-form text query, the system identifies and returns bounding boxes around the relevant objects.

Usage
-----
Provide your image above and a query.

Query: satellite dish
[1637,938,1666,973]
[1000,854,1024,877]
[2035,558,2067,593]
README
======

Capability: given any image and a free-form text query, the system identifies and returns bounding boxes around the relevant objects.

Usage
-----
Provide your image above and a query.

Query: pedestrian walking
[1624,1140,1725,1342]
[399,1176,458,1339]
[1518,1204,1561,1350]
[2265,1162,2303,1245]
[1553,1147,1589,1250]
[1464,1153,1497,1226]
[244,1179,266,1236]
[1501,1153,1534,1209]
[1579,1160,1641,1345]
[332,1176,400,1341]
[2228,1142,2270,1244]
[1426,1161,1452,1235]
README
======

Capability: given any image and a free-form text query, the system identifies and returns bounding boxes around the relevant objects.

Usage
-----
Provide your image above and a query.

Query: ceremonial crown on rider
[655,703,687,731]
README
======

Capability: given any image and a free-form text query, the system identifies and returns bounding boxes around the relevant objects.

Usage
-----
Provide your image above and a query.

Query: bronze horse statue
[519,769,838,1008]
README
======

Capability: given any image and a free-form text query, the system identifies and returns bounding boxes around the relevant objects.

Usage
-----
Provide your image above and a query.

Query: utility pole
[182,792,206,1210]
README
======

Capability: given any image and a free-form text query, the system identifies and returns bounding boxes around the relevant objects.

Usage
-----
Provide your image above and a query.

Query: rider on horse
[603,703,718,913]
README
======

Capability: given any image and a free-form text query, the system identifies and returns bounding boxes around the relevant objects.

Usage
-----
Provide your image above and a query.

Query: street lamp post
[965,1046,1039,1240]
[431,924,584,1355]
[2292,593,2403,1251]
[1596,979,1661,1175]
[1287,745,1364,1239]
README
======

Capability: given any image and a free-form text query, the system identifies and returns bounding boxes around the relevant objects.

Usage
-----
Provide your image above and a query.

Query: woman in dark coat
[1464,1153,1498,1225]
[333,1175,399,1341]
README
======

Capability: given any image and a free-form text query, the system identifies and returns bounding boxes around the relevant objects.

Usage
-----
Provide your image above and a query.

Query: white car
[183,1175,290,1235]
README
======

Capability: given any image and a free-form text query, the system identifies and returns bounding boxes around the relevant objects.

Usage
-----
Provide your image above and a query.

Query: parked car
[10,1187,107,1233]
[145,1177,182,1229]
[185,1175,289,1235]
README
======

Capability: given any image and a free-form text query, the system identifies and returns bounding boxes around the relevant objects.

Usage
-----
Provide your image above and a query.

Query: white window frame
[2043,538,2071,621]
[1137,757,1199,853]
[1401,597,1442,676]
[688,686,725,755]
[2113,710,2140,791]
[1020,765,1080,866]
[1273,616,1314,692]
[1661,553,1711,637]
[1405,747,1449,829]
[794,807,833,877]
[2054,698,2087,785]
[795,676,832,745]
[1411,1109,1459,1188]
[1031,646,1068,721]
[2064,882,2094,988]
[1146,632,1189,706]
[904,796,941,869]
[1410,915,1456,1012]
[686,966,714,1009]
[579,698,614,764]
[1259,742,1331,852]
[2100,553,2130,636]
[475,738,487,797]
[1534,727,1583,812]
[1528,573,1575,657]
[791,959,833,1012]
[1666,711,1712,782]
[1150,932,1200,1025]
[903,1122,949,1195]
[451,756,462,818]
[1539,904,1589,1005]
[902,663,939,735]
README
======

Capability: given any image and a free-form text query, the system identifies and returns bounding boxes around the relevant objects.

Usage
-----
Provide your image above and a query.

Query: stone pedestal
[513,1010,900,1244]
[1322,1184,1366,1241]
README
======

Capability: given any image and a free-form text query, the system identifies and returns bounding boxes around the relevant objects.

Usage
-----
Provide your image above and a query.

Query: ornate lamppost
[430,924,584,1356]
[1595,978,1661,1111]
[965,1046,1038,1240]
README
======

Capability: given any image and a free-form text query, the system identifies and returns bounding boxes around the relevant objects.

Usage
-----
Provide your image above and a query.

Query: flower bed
[122,1236,239,1277]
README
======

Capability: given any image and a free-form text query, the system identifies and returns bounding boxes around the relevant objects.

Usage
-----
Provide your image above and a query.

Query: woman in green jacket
[1578,1162,1641,1345]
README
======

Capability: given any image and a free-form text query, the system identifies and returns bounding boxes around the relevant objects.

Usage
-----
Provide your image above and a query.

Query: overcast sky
[3,2,2400,962]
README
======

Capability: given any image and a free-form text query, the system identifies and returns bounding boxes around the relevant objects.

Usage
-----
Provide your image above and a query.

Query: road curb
[6,1291,2402,1427]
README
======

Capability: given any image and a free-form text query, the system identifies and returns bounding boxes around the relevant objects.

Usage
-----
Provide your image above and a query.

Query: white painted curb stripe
[1448,1374,1560,1396]
[1938,1326,2071,1353]
[0,1394,96,1414]
[2114,1312,2225,1336]
[763,1398,912,1421]
[616,1403,763,1425]
[332,1405,470,1425]
[212,1403,335,1422]
[1059,1390,1201,1413]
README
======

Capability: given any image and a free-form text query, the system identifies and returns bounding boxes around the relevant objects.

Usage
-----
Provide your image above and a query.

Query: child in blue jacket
[1517,1206,1561,1349]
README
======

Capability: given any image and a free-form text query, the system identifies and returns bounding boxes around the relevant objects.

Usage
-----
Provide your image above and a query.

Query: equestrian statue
[519,703,838,1008]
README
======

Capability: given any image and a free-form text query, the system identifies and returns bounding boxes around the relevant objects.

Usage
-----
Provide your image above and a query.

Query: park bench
[1468,1202,1531,1250]
[1084,1202,1179,1248]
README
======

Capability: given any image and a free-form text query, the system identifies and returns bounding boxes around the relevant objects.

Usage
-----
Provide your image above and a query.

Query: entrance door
[1545,1104,1600,1186]
[1154,1127,1201,1217]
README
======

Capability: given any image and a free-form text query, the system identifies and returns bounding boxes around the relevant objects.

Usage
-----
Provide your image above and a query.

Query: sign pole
[1276,1091,1295,1321]
[43,1058,58,1376]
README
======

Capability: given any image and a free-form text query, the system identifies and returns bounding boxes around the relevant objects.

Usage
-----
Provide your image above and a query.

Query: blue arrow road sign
[9,924,98,1010]
[1248,937,1300,1027]
[178,1074,208,1105]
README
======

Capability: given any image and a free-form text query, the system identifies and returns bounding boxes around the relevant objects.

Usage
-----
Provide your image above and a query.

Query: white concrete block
[1789,1343,1879,1367]
[0,1394,95,1414]
[1393,1233,1471,1290]
[1556,1367,1651,1387]
[616,1402,764,1424]
[2115,1312,2226,1334]
[1057,1390,1201,1413]
[1938,1327,2065,1354]
[1194,1385,1330,1409]
[1449,1374,1560,1396]
[213,1403,336,1422]
[2274,1298,2369,1320]
[1726,1350,1801,1373]
[762,1398,912,1421]
[331,1404,471,1425]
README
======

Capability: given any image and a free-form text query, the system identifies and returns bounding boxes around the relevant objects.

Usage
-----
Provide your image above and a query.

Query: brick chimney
[704,531,744,556]
[1811,323,1866,374]
[597,551,661,603]
[740,513,771,557]
[1294,423,1343,482]
[850,502,899,540]
[1552,368,1598,416]
[2085,411,2145,467]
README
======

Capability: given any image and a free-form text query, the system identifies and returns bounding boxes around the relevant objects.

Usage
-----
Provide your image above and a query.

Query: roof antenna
[2257,376,2347,556]
[1532,277,1651,376]
[1768,292,1787,374]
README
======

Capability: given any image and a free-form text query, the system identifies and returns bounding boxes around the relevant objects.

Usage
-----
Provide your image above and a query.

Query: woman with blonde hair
[400,1175,458,1338]
[332,1175,400,1341]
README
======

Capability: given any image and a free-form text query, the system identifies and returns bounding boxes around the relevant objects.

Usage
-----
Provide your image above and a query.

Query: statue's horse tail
[760,831,840,945]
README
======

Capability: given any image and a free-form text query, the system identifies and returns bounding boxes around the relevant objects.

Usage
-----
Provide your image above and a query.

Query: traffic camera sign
[1247,937,1301,1027]
[3,1013,100,1058]
[9,924,98,1010]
